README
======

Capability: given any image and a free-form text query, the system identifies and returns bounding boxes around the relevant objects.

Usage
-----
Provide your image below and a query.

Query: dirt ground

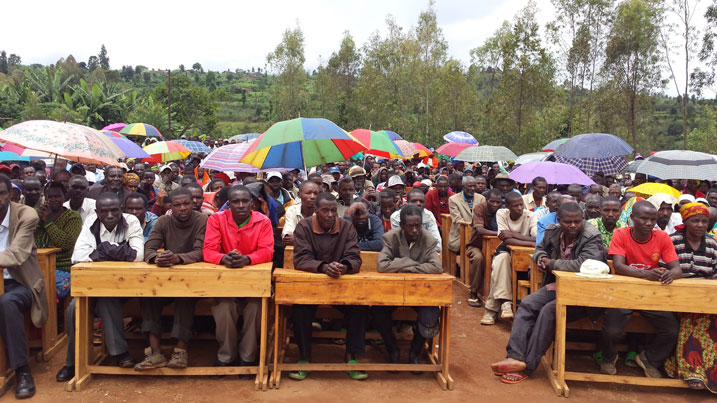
[2,282,709,403]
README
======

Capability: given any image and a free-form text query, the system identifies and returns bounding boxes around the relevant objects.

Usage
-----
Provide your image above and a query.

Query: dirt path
[5,283,708,402]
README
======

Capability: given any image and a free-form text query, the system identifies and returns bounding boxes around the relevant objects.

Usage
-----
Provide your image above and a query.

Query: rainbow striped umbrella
[350,129,404,158]
[120,123,164,139]
[102,130,127,139]
[240,118,366,170]
[381,130,403,141]
[443,131,477,144]
[142,141,191,163]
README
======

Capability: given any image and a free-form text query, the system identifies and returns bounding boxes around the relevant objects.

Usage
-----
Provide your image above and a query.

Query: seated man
[282,180,320,246]
[584,194,602,220]
[344,202,384,251]
[587,196,624,255]
[466,188,503,307]
[522,177,547,211]
[536,194,575,245]
[598,201,681,377]
[20,176,43,209]
[490,202,604,384]
[448,176,485,254]
[375,204,442,368]
[390,189,442,252]
[0,174,49,398]
[379,189,397,232]
[64,175,96,221]
[135,189,208,371]
[481,192,537,325]
[336,177,356,218]
[425,176,455,227]
[56,192,144,382]
[647,193,681,233]
[124,192,158,242]
[203,186,274,375]
[87,166,131,207]
[291,192,366,380]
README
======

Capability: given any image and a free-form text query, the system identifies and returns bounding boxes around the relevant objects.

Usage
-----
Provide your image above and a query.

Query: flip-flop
[346,360,368,380]
[624,351,638,368]
[491,361,526,375]
[501,372,528,384]
[289,360,310,380]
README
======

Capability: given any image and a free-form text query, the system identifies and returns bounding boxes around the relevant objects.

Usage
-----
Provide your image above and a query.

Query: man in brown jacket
[290,192,366,381]
[0,174,48,398]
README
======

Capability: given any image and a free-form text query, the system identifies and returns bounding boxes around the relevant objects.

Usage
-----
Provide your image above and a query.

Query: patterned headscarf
[124,173,140,186]
[680,202,709,222]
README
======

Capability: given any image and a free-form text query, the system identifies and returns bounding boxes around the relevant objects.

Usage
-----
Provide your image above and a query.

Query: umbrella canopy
[142,141,191,163]
[120,123,164,139]
[382,130,403,141]
[241,117,366,170]
[171,139,212,154]
[229,133,261,143]
[515,152,551,166]
[102,123,127,132]
[627,182,681,199]
[555,155,628,176]
[350,129,404,158]
[623,159,644,174]
[509,161,595,186]
[110,137,150,159]
[554,133,633,159]
[201,140,288,172]
[102,130,127,139]
[443,131,478,144]
[542,138,569,152]
[435,142,473,157]
[0,151,29,162]
[635,150,717,180]
[454,145,518,162]
[411,143,432,158]
[0,120,125,166]
[393,140,418,159]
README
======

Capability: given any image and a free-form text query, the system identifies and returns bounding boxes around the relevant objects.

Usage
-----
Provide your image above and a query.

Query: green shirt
[34,208,83,272]
[587,217,626,249]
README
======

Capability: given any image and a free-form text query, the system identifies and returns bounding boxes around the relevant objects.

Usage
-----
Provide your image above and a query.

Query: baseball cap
[266,172,282,182]
[0,165,10,175]
[329,167,340,174]
[412,181,422,187]
[348,166,366,177]
[421,179,432,187]
[159,164,172,173]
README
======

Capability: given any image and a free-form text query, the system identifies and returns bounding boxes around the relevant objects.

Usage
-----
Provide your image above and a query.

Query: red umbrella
[412,142,432,158]
[436,142,473,157]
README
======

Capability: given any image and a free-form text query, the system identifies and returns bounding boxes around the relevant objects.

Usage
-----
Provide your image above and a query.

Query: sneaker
[635,351,662,378]
[599,354,618,375]
[480,310,498,325]
[167,347,188,369]
[468,293,482,308]
[134,347,167,371]
[500,302,514,319]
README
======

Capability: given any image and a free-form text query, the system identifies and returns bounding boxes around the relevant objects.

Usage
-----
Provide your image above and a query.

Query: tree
[65,79,134,128]
[87,56,99,72]
[98,45,110,70]
[266,26,308,119]
[312,31,361,126]
[0,51,7,74]
[153,74,217,137]
[179,64,185,72]
[692,1,717,93]
[27,66,74,104]
[120,65,135,81]
[192,62,203,72]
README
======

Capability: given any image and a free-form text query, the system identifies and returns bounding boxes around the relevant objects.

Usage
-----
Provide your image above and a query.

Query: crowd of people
[0,151,715,398]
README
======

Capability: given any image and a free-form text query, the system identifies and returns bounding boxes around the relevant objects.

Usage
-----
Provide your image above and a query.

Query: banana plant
[26,66,73,104]
[65,79,134,128]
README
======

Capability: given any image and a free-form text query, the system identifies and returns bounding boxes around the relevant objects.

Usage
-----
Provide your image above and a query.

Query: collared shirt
[202,210,274,265]
[64,197,96,222]
[654,213,682,234]
[282,204,312,237]
[71,213,145,263]
[587,217,626,248]
[389,208,442,252]
[1,211,11,279]
[522,192,546,212]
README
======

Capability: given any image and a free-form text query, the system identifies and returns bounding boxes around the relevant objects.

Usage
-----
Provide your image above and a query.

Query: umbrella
[382,130,403,141]
[435,142,473,157]
[110,137,151,159]
[555,155,628,176]
[240,117,366,170]
[102,123,127,132]
[509,161,595,186]
[350,129,404,158]
[393,140,418,158]
[102,130,127,139]
[120,123,164,139]
[0,120,125,166]
[542,138,569,152]
[443,131,478,144]
[411,143,432,158]
[201,140,288,173]
[454,145,518,162]
[627,182,681,199]
[635,150,717,180]
[228,133,261,143]
[142,141,191,163]
[0,151,29,162]
[171,139,212,154]
[623,159,644,174]
[514,152,551,165]
[554,133,633,159]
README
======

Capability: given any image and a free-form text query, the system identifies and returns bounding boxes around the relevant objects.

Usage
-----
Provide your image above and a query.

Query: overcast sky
[4,0,713,97]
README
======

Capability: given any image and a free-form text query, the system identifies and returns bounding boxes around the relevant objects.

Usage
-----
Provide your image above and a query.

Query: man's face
[97,199,122,230]
[507,198,524,218]
[558,210,584,239]
[391,184,405,197]
[45,187,65,212]
[170,166,180,180]
[463,179,477,198]
[585,197,602,219]
[53,172,70,191]
[23,167,35,178]
[188,187,203,211]
[106,168,123,191]
[436,181,449,198]
[351,209,369,232]
[210,180,226,192]
[22,178,42,206]
[143,172,156,187]
[316,199,338,232]
[401,215,423,244]
[449,177,461,192]
[608,185,622,199]
[35,170,46,185]
[568,187,583,201]
[134,164,145,177]
[0,182,9,216]
[337,161,346,173]
[68,178,89,200]
[124,197,146,223]
[631,206,657,236]
[601,201,621,228]
[267,177,282,194]
[588,185,602,196]
[533,182,547,198]
[656,202,673,227]
[707,192,717,207]
[487,195,503,214]
[685,214,709,239]
[353,175,366,190]
[171,194,194,221]
[475,177,487,193]
[419,183,429,193]
[299,183,320,208]
[545,194,560,213]
[338,181,355,203]
[380,196,396,218]
[282,174,294,190]
[633,174,646,186]
[496,180,513,194]
[407,192,426,210]
[229,190,253,223]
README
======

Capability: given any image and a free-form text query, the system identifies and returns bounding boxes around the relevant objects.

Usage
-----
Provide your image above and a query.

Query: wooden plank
[71,262,272,298]
[278,363,441,371]
[36,248,63,361]
[441,214,456,277]
[87,365,261,375]
[508,245,533,310]
[458,222,471,287]
[564,372,689,388]
[284,248,380,272]
[481,236,501,297]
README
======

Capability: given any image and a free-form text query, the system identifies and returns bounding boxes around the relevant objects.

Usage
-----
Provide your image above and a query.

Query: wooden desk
[441,214,456,277]
[507,245,534,311]
[547,271,717,397]
[68,261,273,391]
[272,269,454,390]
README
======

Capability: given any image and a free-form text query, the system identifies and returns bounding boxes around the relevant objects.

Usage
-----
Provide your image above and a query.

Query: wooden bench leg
[73,297,93,392]
[255,297,268,391]
[271,303,280,389]
[555,302,568,397]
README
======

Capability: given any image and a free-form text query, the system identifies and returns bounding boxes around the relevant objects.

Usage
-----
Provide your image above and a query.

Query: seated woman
[665,202,717,393]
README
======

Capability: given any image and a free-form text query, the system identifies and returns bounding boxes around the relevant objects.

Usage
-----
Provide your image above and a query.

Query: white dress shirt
[71,213,144,263]
[0,210,11,279]
[390,208,442,252]
[64,198,97,222]
[282,203,311,237]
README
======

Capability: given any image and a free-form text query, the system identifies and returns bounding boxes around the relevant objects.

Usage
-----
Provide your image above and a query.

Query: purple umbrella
[509,161,595,186]
[102,123,127,132]
[111,137,150,159]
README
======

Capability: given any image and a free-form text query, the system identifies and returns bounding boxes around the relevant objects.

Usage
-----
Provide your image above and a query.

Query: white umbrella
[454,145,518,163]
[636,150,717,180]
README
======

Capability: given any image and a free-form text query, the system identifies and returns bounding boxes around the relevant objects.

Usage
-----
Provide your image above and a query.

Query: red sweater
[203,210,274,265]
[425,188,454,227]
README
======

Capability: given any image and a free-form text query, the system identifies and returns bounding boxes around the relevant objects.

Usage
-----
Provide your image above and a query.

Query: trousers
[599,308,679,367]
[140,297,197,342]
[292,305,367,361]
[466,245,484,296]
[372,306,432,358]
[484,251,512,312]
[212,297,260,364]
[66,297,128,366]
[0,280,32,370]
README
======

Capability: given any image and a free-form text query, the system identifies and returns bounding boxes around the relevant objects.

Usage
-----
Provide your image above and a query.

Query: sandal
[624,351,638,368]
[687,379,706,390]
[501,372,528,384]
[491,360,526,375]
[289,360,310,380]
[346,360,368,380]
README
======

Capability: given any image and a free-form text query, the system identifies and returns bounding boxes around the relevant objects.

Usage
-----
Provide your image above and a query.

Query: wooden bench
[458,222,472,288]
[440,214,457,277]
[68,261,273,391]
[546,271,717,397]
[507,245,533,311]
[272,268,454,390]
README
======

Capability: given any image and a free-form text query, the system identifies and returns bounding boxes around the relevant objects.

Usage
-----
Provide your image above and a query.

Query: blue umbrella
[0,151,29,162]
[443,131,478,144]
[171,140,212,154]
[555,155,628,176]
[379,130,403,141]
[554,133,633,159]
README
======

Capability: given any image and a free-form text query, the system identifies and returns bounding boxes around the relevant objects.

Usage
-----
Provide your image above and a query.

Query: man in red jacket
[203,185,274,376]
[424,176,454,227]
